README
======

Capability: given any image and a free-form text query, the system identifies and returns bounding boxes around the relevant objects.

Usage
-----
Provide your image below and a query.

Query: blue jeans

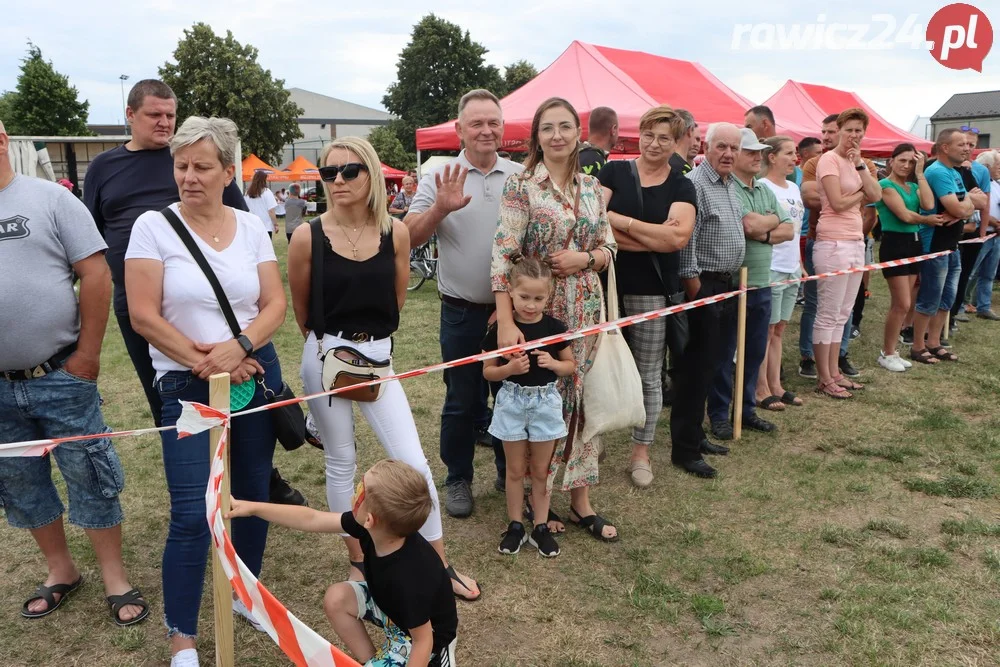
[915,252,961,316]
[157,342,281,638]
[799,238,851,360]
[968,236,1000,312]
[0,369,125,530]
[708,287,771,423]
[439,301,505,486]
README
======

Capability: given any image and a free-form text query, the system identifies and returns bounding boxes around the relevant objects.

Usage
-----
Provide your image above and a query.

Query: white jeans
[301,332,443,542]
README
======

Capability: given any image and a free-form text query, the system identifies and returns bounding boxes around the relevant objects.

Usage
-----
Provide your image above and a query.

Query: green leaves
[4,43,90,136]
[367,125,414,172]
[159,23,303,165]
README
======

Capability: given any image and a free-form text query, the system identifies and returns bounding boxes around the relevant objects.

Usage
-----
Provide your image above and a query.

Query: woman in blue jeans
[124,117,287,667]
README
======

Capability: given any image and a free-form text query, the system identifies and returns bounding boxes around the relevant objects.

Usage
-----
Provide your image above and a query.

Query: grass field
[2,229,1000,667]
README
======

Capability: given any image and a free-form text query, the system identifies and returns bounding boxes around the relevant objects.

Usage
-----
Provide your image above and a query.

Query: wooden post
[209,373,234,667]
[733,268,749,441]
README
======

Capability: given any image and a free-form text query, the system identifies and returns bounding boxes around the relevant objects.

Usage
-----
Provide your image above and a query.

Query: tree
[501,60,538,97]
[383,14,504,153]
[159,23,302,164]
[7,43,90,136]
[0,92,20,133]
[367,124,415,171]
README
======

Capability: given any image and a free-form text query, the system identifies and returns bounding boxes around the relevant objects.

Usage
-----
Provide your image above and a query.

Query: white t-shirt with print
[762,177,804,274]
[124,203,278,378]
[244,188,278,232]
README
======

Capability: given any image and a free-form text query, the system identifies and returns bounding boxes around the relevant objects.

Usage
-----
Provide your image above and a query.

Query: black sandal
[21,576,83,619]
[568,506,619,543]
[780,391,803,406]
[106,588,150,627]
[446,564,481,602]
[758,395,786,411]
[524,498,565,533]
[927,346,958,362]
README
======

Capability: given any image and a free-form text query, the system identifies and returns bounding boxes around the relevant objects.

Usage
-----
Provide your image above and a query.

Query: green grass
[2,231,1000,666]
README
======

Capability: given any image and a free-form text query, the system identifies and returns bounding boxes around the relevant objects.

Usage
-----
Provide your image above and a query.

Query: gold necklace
[180,204,226,243]
[336,220,369,259]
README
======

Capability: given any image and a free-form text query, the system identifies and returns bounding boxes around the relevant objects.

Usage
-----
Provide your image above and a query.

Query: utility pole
[119,74,130,135]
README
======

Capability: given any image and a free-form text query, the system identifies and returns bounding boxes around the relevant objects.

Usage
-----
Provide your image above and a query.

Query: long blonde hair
[759,135,795,180]
[319,137,393,236]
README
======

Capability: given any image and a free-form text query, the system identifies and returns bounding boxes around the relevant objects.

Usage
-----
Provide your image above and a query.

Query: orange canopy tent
[241,154,275,182]
[269,155,320,182]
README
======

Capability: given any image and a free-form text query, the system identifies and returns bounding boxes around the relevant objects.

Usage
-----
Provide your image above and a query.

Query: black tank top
[309,229,399,339]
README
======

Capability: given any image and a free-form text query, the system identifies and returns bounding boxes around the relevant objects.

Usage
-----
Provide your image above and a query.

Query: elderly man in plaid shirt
[669,122,745,479]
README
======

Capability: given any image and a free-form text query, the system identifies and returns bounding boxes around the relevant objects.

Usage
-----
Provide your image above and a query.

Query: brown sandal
[833,374,864,391]
[927,346,958,362]
[816,380,852,399]
[909,348,940,364]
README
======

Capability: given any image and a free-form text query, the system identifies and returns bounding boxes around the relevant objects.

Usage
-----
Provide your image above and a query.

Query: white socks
[170,649,199,667]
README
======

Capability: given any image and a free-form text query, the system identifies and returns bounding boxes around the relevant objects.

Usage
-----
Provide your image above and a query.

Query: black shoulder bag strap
[308,218,326,343]
[160,207,241,339]
[627,160,667,291]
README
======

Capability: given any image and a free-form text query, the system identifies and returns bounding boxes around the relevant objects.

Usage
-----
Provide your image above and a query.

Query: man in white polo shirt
[406,89,523,519]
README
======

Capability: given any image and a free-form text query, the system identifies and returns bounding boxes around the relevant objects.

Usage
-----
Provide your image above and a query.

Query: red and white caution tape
[206,426,361,667]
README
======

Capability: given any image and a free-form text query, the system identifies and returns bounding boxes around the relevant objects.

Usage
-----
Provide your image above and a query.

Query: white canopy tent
[7,139,55,180]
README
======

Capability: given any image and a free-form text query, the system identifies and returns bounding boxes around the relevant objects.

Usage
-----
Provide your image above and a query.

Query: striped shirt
[680,160,746,278]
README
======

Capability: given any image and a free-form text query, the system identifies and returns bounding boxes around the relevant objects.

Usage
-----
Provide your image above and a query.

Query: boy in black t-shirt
[228,460,457,667]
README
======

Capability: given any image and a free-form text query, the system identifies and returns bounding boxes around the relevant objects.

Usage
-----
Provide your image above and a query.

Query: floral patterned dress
[491,163,616,490]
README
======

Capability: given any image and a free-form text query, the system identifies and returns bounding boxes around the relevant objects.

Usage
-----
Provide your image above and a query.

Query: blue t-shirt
[970,161,993,230]
[920,160,967,252]
[791,166,811,235]
[83,145,249,315]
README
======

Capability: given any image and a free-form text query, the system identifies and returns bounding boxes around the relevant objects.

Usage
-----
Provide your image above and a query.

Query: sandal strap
[108,588,147,613]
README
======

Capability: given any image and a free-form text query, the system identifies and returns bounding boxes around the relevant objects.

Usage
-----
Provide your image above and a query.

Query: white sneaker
[233,598,265,632]
[171,649,199,667]
[899,356,912,369]
[878,352,907,372]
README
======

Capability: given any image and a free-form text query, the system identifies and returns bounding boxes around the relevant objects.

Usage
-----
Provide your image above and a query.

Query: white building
[281,88,392,167]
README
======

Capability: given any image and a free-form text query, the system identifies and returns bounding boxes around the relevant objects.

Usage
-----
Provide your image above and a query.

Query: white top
[124,204,278,378]
[244,189,278,232]
[275,190,286,216]
[990,179,1000,222]
[762,177,804,274]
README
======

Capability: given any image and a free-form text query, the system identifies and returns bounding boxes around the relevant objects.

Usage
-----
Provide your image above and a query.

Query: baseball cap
[740,128,768,151]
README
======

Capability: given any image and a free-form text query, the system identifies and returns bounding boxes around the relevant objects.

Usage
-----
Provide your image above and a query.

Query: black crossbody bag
[161,207,307,451]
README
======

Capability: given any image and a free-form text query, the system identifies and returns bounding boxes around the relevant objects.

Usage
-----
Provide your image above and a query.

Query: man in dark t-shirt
[579,106,618,177]
[84,79,304,505]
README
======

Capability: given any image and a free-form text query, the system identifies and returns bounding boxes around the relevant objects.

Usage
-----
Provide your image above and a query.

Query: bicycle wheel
[408,261,426,291]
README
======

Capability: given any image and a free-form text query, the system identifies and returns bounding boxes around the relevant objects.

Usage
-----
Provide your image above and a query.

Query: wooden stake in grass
[733,267,748,441]
[209,373,234,667]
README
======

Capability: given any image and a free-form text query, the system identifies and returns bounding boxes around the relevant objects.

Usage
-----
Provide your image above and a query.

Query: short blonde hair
[364,460,433,537]
[319,137,393,236]
[170,116,238,167]
[639,105,685,140]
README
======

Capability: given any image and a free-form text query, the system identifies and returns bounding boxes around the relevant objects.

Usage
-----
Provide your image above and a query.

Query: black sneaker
[710,419,734,441]
[899,327,914,345]
[269,468,307,506]
[799,358,817,379]
[498,521,527,555]
[839,355,860,378]
[529,523,560,558]
[850,326,861,340]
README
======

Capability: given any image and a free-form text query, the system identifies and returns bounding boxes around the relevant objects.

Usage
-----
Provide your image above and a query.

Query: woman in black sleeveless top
[287,137,479,600]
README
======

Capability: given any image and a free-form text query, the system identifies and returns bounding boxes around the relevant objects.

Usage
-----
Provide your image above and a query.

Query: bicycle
[407,236,439,292]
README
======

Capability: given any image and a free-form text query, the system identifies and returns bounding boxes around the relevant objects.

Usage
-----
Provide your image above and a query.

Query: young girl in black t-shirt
[482,257,576,558]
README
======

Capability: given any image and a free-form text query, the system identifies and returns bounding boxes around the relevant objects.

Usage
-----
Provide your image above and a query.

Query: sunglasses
[961,125,980,134]
[319,163,368,182]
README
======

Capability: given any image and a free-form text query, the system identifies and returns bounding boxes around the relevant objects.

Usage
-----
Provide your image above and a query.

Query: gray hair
[458,89,501,120]
[975,150,999,169]
[705,122,741,147]
[675,108,697,132]
[170,116,239,167]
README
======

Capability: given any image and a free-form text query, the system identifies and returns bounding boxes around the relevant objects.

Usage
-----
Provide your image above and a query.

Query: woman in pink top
[812,108,882,398]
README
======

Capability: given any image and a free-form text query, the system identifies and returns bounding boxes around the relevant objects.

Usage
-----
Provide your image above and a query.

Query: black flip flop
[758,395,786,411]
[446,564,481,602]
[21,576,83,619]
[568,506,619,543]
[107,588,150,627]
[780,391,803,406]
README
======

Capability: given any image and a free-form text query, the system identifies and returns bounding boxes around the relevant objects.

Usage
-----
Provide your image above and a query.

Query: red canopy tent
[416,41,758,153]
[381,163,407,182]
[763,81,933,157]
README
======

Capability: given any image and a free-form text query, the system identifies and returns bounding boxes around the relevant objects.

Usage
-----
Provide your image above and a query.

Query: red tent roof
[381,163,407,180]
[416,41,756,151]
[763,81,933,157]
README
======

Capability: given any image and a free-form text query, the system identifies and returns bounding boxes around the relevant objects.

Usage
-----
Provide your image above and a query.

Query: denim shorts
[488,380,568,443]
[0,369,125,530]
[347,581,457,667]
[915,251,961,316]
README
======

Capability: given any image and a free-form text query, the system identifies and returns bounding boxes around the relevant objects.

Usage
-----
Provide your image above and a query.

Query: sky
[2,0,998,138]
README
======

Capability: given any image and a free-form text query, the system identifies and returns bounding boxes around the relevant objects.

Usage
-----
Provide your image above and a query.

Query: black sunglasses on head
[318,163,368,182]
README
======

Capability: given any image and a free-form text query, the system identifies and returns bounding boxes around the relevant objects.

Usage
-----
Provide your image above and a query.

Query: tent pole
[416,148,422,182]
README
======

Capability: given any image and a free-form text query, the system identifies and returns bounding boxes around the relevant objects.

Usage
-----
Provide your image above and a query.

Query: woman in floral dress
[491,97,618,542]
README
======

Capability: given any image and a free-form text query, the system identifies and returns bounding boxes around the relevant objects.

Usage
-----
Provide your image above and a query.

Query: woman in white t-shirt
[124,117,287,667]
[244,171,278,237]
[275,187,287,218]
[756,136,805,410]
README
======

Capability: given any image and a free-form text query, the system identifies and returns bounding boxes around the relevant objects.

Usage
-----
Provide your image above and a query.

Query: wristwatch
[236,334,254,355]
[587,251,596,268]
[765,230,772,244]
[855,164,866,171]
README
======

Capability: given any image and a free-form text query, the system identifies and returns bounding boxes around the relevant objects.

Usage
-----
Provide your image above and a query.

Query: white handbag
[580,259,645,443]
